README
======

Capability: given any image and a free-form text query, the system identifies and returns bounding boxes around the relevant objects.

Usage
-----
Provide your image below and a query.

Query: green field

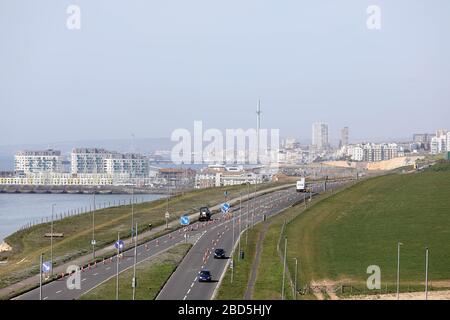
[80,244,191,300]
[216,188,338,300]
[0,182,285,289]
[284,170,450,294]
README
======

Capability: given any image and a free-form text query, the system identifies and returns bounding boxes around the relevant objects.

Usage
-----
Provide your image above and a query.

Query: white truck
[296,177,306,192]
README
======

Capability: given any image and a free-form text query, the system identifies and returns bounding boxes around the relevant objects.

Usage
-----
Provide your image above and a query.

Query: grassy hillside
[284,171,450,292]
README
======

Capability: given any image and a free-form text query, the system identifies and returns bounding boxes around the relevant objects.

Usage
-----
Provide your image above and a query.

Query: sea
[0,193,165,242]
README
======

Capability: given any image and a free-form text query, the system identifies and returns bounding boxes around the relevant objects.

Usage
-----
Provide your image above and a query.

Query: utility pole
[397,242,403,300]
[116,232,120,300]
[39,253,43,300]
[256,99,262,164]
[132,223,138,300]
[92,192,96,260]
[166,183,170,229]
[425,247,429,300]
[131,186,135,239]
[293,258,298,300]
[238,192,242,260]
[50,204,55,277]
[281,237,287,300]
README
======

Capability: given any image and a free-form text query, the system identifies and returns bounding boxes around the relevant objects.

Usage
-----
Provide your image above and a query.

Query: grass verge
[80,243,191,300]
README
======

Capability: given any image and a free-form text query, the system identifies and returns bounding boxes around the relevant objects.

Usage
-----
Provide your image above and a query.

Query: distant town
[0,123,449,192]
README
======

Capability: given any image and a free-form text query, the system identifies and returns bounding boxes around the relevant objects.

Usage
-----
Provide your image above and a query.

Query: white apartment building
[349,146,364,161]
[447,132,450,152]
[71,148,150,177]
[71,148,109,174]
[105,153,149,177]
[345,143,401,162]
[430,136,447,154]
[14,150,62,173]
[312,122,329,150]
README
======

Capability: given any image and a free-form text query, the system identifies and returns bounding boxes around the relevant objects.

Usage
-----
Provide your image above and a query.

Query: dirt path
[244,222,271,299]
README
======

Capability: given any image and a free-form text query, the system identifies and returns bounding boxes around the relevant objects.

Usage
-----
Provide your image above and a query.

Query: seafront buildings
[14,150,62,173]
[71,148,150,177]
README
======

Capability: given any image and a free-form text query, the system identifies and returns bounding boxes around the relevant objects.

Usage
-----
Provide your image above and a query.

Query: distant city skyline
[1,1,450,146]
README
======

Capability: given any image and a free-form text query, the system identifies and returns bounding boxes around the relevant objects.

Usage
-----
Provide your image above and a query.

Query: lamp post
[50,204,55,277]
[281,237,287,300]
[132,223,138,300]
[238,192,242,260]
[39,253,43,300]
[116,232,120,300]
[131,186,135,239]
[293,258,298,300]
[92,192,96,260]
[396,242,403,300]
[425,247,429,300]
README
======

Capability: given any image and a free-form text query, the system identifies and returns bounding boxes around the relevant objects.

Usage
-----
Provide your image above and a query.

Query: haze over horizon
[1,0,449,147]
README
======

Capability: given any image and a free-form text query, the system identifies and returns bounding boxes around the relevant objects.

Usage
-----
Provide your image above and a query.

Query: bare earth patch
[346,290,450,300]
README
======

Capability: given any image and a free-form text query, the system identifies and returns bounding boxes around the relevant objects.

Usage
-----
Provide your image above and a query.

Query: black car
[214,248,226,259]
[198,270,212,282]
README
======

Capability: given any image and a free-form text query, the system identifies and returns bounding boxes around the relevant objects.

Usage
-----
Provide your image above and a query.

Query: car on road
[198,270,212,282]
[213,248,226,259]
[199,206,212,221]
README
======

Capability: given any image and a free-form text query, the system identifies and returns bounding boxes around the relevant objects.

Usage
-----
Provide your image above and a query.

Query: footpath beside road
[0,183,293,300]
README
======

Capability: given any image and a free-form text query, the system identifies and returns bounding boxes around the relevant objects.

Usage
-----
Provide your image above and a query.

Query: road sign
[165,212,170,219]
[114,239,125,250]
[180,215,190,226]
[220,202,231,214]
[42,261,52,273]
[91,239,96,246]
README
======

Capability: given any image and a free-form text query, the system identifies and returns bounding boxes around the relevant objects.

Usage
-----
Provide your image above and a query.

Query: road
[14,180,342,300]
[157,180,344,300]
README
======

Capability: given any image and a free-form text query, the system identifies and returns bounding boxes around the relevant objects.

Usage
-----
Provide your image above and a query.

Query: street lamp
[92,192,96,260]
[238,192,242,261]
[293,258,298,300]
[281,236,287,300]
[50,203,56,277]
[131,186,135,239]
[396,242,403,300]
[425,247,429,300]
[132,222,138,300]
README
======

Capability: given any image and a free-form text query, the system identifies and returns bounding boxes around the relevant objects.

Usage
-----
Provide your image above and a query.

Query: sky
[1,0,449,146]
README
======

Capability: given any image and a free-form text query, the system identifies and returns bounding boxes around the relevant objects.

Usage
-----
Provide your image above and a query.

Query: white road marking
[43,296,48,300]
[183,295,187,300]
[106,267,111,270]
[82,278,86,282]
[187,288,191,294]
[93,273,99,276]
[191,282,194,288]
[56,290,62,294]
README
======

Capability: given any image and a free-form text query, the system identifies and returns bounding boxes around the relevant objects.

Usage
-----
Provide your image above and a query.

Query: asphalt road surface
[157,180,344,300]
[14,180,342,300]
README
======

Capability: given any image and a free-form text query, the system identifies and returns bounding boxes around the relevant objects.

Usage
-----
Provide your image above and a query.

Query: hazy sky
[1,0,449,146]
